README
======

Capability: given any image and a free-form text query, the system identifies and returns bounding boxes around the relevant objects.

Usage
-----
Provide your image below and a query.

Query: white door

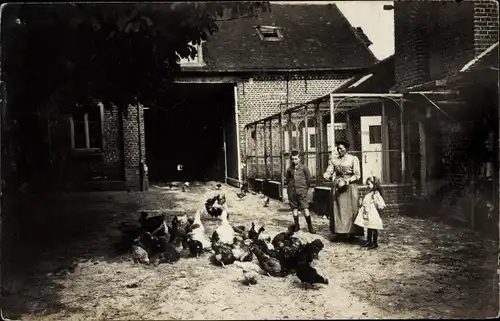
[302,127,316,176]
[326,122,347,158]
[361,116,383,183]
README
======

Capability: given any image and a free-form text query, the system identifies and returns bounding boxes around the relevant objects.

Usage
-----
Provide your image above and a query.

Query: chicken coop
[244,92,417,206]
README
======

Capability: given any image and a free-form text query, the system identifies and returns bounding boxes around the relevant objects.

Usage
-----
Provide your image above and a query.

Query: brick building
[32,3,376,192]
[154,3,379,186]
[391,0,499,231]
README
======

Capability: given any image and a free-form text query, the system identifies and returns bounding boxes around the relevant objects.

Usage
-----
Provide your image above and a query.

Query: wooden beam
[400,97,406,183]
[263,120,268,179]
[304,105,309,167]
[315,102,321,185]
[381,102,390,183]
[419,121,427,196]
[269,119,273,180]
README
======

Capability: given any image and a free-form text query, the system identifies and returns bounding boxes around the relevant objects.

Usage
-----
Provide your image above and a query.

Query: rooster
[205,194,226,218]
[187,209,211,250]
[295,261,329,288]
[213,210,234,245]
[252,246,285,277]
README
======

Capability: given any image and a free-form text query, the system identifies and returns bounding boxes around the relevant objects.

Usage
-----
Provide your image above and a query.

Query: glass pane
[74,134,86,149]
[369,125,382,144]
[88,121,101,148]
[309,134,316,148]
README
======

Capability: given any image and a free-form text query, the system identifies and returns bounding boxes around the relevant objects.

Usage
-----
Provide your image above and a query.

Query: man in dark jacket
[286,150,315,233]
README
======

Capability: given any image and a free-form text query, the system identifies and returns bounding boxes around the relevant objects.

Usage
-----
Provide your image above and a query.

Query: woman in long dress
[323,140,363,241]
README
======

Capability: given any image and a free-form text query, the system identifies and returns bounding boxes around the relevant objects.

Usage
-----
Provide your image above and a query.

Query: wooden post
[315,102,321,185]
[381,102,390,183]
[269,119,273,181]
[255,123,259,179]
[263,120,268,179]
[418,121,427,196]
[244,126,249,182]
[279,107,285,200]
[304,105,309,168]
[330,94,336,180]
[400,97,406,183]
[288,112,293,153]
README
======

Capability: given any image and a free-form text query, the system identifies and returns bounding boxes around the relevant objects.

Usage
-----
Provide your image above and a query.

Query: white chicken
[187,209,212,250]
[214,209,234,245]
[234,261,261,285]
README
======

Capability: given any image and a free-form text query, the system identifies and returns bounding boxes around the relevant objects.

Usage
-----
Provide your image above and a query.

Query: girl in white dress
[354,176,386,250]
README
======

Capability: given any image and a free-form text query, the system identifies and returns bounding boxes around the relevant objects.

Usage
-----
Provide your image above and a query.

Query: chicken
[188,223,212,251]
[211,233,236,267]
[236,191,246,199]
[231,237,253,262]
[233,225,246,238]
[271,224,297,248]
[216,183,222,190]
[131,245,150,264]
[138,212,166,233]
[205,195,226,218]
[248,223,265,242]
[254,237,275,256]
[170,216,188,244]
[214,210,234,245]
[264,197,270,207]
[252,246,285,277]
[295,261,329,287]
[275,236,303,274]
[155,237,184,265]
[234,261,261,285]
[187,239,204,257]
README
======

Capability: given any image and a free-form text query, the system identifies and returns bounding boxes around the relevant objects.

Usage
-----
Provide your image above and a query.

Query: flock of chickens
[115,184,329,288]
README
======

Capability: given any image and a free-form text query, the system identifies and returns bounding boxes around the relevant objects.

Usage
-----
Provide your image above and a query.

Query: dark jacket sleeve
[285,168,292,185]
[303,166,312,188]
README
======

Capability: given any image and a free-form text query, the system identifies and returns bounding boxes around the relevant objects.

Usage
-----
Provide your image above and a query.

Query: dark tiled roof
[334,55,395,93]
[185,3,378,72]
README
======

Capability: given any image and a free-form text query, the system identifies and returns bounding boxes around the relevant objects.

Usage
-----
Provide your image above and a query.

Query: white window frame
[69,102,105,151]
[255,25,284,41]
[177,41,206,67]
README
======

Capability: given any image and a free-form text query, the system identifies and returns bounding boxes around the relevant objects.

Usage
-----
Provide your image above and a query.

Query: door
[361,116,383,183]
[326,122,347,158]
[302,126,317,177]
[224,86,239,185]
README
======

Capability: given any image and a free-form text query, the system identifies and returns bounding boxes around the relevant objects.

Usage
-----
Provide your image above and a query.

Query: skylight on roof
[256,25,284,41]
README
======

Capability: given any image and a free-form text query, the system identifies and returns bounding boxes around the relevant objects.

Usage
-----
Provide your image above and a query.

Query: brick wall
[394,0,498,88]
[122,104,148,190]
[48,104,147,191]
[474,0,499,55]
[237,74,352,159]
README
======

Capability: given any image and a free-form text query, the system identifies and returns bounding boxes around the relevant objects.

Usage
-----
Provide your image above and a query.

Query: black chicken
[187,239,204,257]
[139,212,166,234]
[295,261,329,288]
[205,195,225,218]
[248,222,265,241]
[241,182,249,193]
[271,224,297,248]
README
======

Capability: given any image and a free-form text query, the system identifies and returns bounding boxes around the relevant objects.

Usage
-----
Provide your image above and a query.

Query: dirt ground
[1,182,499,320]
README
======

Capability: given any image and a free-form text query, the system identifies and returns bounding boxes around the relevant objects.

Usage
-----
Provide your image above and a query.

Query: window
[369,125,382,144]
[70,103,104,151]
[177,41,205,67]
[255,26,284,41]
[309,133,317,149]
